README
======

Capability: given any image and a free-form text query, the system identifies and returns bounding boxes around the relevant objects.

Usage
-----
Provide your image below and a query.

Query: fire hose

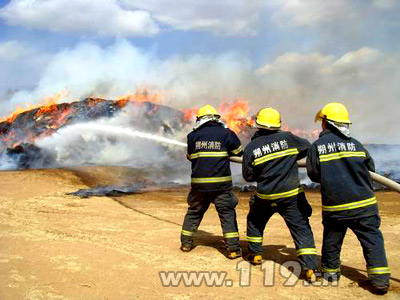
[229,156,400,194]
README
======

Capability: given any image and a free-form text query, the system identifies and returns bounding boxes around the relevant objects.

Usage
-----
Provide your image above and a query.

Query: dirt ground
[1,167,399,299]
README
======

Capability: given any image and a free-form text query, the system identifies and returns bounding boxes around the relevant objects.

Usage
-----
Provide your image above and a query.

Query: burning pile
[0,96,184,148]
[0,94,188,169]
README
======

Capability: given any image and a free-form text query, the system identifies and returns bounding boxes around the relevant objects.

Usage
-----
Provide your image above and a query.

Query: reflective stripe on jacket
[242,130,310,199]
[187,121,243,192]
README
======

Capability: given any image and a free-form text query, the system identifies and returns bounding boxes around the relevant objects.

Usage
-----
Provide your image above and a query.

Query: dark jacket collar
[251,129,280,140]
[196,120,223,130]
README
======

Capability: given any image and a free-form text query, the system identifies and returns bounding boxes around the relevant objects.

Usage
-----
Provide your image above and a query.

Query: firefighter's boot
[227,250,242,260]
[305,269,317,283]
[248,254,263,265]
[180,244,193,252]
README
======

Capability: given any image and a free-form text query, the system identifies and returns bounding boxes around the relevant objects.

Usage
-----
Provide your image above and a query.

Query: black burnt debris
[67,184,142,198]
[5,143,56,169]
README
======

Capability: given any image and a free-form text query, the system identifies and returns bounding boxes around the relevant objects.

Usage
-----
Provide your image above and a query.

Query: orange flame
[116,90,162,108]
[180,99,318,139]
[181,99,252,133]
[219,99,250,133]
[0,90,69,123]
[181,108,199,122]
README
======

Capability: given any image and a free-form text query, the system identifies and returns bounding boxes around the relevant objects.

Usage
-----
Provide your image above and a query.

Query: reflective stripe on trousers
[224,232,239,239]
[297,248,317,256]
[368,267,390,275]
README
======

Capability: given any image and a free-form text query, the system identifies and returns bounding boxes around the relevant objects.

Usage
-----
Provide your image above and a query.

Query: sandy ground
[1,167,400,299]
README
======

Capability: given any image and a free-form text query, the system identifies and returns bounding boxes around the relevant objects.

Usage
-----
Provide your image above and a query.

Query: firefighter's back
[243,130,310,197]
[188,121,242,192]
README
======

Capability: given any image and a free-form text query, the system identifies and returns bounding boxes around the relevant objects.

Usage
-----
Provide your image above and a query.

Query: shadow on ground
[195,230,400,294]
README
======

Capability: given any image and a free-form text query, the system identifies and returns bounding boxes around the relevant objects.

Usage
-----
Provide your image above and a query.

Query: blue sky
[0,0,399,142]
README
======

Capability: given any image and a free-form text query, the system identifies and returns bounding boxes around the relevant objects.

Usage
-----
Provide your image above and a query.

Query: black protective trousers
[322,214,390,287]
[247,193,317,270]
[181,190,241,251]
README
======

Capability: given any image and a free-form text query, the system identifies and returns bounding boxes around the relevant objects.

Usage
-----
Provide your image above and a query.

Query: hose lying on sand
[229,157,400,194]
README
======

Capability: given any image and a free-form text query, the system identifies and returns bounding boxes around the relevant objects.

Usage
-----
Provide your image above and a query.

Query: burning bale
[0,97,189,169]
[0,97,186,148]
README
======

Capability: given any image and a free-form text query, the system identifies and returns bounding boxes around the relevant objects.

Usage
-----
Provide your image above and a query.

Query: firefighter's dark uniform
[307,127,390,287]
[181,121,243,251]
[243,129,317,270]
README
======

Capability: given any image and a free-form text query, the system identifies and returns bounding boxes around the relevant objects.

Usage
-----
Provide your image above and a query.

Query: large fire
[0,90,320,151]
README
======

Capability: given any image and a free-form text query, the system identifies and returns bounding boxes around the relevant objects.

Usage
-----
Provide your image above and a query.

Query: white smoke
[33,106,191,183]
[0,151,18,170]
[3,39,399,144]
[256,48,400,143]
[3,39,255,115]
[35,121,186,167]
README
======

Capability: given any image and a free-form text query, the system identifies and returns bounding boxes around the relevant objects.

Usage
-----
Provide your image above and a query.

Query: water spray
[60,123,187,147]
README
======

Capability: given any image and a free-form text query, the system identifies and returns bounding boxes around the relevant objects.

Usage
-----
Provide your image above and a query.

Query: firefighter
[243,107,317,282]
[307,102,390,294]
[180,105,243,259]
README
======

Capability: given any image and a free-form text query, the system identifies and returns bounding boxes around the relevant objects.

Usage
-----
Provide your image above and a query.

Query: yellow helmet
[255,107,281,129]
[196,104,220,118]
[315,102,351,124]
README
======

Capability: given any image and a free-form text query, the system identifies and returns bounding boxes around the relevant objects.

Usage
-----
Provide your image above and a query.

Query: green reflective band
[321,267,341,273]
[257,187,304,200]
[253,148,299,166]
[322,196,377,212]
[224,232,239,239]
[231,145,243,155]
[189,151,229,159]
[319,151,366,162]
[181,230,194,236]
[296,248,318,256]
[246,236,263,243]
[368,267,390,275]
[191,176,232,184]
